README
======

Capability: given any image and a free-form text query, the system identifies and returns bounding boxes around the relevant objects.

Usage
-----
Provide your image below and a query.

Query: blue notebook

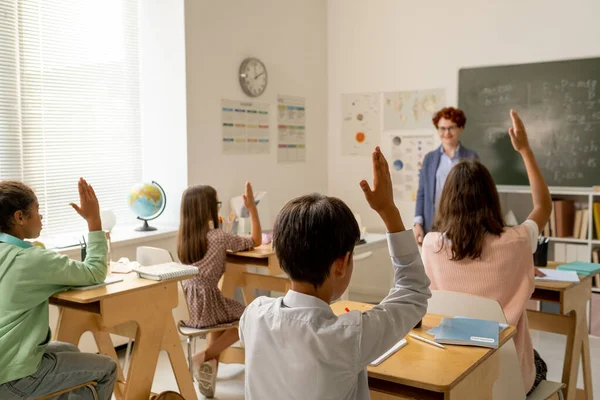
[557,262,600,276]
[431,317,499,349]
[428,316,508,336]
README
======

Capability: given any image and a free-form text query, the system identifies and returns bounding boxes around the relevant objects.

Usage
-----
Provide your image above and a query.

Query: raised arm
[509,110,552,232]
[357,147,431,367]
[243,181,262,246]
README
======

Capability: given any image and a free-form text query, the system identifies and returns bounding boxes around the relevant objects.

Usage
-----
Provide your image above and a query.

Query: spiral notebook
[132,262,199,281]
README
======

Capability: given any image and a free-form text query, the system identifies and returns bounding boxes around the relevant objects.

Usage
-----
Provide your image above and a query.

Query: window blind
[0,0,142,238]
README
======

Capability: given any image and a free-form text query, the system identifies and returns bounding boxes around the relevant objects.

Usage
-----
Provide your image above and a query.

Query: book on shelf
[593,203,600,240]
[549,203,556,238]
[580,209,589,240]
[554,200,575,237]
[574,209,583,240]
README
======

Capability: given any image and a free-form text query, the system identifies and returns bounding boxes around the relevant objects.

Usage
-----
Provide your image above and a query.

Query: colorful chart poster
[277,95,306,163]
[387,133,436,201]
[383,89,445,130]
[342,93,381,156]
[222,99,270,155]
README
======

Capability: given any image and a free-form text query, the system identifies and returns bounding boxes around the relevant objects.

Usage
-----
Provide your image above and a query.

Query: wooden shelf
[497,185,593,196]
[547,237,589,244]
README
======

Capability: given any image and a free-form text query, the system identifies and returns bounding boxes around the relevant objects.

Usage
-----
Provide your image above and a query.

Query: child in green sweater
[0,178,117,400]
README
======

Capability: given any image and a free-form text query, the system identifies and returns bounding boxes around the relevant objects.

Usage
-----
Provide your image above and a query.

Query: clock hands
[254,71,265,80]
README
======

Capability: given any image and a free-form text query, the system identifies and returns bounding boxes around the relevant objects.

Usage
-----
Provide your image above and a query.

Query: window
[0,0,142,238]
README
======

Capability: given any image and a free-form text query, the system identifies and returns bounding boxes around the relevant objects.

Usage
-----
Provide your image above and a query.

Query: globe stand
[131,181,166,232]
[136,218,157,232]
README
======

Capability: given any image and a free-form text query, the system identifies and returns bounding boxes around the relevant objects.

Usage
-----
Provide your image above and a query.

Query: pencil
[408,333,446,349]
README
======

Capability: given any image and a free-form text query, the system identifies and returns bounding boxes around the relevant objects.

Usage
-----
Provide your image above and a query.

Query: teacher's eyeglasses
[438,125,459,133]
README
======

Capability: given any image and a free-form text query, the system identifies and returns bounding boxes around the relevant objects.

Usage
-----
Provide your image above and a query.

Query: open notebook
[132,262,199,281]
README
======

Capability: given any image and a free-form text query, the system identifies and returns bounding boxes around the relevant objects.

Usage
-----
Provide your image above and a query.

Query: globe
[128,181,166,231]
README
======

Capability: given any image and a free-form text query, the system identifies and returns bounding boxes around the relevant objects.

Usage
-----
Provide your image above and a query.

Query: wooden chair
[428,290,565,400]
[37,382,97,400]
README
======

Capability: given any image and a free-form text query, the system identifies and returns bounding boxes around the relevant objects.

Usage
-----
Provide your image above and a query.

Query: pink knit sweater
[422,224,536,392]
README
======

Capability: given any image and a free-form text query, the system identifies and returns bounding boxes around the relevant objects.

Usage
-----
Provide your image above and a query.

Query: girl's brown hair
[434,159,505,261]
[177,185,219,265]
[0,181,37,232]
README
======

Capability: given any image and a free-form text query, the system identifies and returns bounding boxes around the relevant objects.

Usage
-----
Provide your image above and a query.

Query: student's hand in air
[242,181,256,210]
[360,147,404,232]
[70,178,102,231]
[508,109,530,153]
[360,147,394,213]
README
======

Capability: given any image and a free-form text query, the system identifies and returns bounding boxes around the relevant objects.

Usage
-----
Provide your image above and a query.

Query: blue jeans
[0,342,117,399]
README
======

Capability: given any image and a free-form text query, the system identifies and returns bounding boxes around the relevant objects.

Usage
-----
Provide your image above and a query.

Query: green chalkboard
[458,57,600,187]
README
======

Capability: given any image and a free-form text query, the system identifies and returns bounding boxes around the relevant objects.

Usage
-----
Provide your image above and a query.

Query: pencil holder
[533,239,548,267]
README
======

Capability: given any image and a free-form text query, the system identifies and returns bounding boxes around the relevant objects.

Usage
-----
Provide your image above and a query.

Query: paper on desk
[535,268,579,283]
[68,275,124,291]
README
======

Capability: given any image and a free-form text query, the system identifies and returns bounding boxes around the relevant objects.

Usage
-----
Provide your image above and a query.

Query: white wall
[328,0,600,230]
[185,0,328,224]
[140,0,188,224]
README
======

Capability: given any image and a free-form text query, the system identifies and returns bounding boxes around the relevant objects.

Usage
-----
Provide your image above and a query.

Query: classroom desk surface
[50,273,196,400]
[529,261,600,400]
[52,274,166,304]
[332,301,516,399]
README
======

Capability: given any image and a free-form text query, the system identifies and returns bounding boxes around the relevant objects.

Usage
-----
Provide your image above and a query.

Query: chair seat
[177,321,239,337]
[526,380,565,400]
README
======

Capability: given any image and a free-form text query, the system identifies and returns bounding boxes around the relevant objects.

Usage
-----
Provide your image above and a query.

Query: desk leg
[580,319,594,400]
[448,351,499,400]
[220,264,246,299]
[563,309,586,400]
[162,314,198,400]
[122,313,166,400]
[55,308,126,400]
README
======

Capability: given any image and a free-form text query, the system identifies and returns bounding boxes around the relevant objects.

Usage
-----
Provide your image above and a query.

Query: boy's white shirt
[239,230,431,400]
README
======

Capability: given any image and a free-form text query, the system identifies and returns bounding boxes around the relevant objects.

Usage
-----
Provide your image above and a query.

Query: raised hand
[70,178,102,231]
[360,147,405,233]
[242,181,256,211]
[508,109,530,153]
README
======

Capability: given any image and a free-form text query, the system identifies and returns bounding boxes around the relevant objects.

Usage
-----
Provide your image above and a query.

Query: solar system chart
[389,134,435,202]
[341,93,381,156]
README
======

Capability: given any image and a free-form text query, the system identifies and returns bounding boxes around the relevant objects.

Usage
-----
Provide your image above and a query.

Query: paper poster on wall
[277,95,306,163]
[222,99,270,155]
[341,93,381,156]
[383,89,445,131]
[386,132,436,202]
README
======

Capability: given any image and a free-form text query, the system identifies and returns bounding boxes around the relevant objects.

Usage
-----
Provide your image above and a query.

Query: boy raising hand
[240,147,431,399]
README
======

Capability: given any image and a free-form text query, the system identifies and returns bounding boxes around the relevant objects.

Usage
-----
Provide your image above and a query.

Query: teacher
[414,107,478,244]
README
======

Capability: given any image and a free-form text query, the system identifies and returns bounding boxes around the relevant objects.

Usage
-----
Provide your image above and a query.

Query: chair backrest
[136,246,174,266]
[428,290,526,400]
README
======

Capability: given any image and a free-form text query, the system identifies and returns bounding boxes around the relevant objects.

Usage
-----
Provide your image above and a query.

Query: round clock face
[239,58,268,97]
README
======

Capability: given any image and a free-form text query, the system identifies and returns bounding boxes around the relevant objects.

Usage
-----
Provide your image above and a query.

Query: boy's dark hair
[0,181,37,232]
[272,193,360,288]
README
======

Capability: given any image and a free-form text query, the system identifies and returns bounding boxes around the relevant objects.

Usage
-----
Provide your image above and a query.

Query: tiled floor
[125,331,600,399]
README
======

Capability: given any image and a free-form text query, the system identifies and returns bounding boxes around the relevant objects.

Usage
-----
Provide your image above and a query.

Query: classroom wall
[140,0,188,224]
[184,0,328,225]
[327,0,600,230]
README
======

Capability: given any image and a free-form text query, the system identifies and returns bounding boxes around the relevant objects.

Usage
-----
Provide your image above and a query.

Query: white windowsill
[40,223,179,255]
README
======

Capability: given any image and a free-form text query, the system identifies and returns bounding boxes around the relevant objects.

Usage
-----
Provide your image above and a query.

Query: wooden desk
[332,301,516,400]
[528,261,600,400]
[51,274,196,400]
[222,245,289,305]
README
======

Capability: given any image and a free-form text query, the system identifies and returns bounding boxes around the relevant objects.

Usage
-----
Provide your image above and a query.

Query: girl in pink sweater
[421,110,552,394]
